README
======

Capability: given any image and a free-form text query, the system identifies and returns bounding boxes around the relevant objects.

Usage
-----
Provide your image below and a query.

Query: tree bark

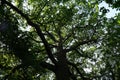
[55,48,71,80]
[55,62,71,80]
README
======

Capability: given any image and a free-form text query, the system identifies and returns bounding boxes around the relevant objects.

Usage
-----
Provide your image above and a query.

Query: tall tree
[0,0,120,80]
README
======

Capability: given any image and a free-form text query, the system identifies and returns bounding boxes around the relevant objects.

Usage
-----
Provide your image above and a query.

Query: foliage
[0,0,120,80]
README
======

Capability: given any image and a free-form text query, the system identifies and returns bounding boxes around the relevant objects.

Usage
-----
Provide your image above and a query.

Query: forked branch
[2,0,57,64]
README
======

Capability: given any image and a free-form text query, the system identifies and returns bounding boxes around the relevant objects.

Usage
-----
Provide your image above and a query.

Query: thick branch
[3,0,57,64]
[39,61,55,72]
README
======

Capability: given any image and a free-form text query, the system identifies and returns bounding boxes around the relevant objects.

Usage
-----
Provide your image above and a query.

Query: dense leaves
[0,0,120,80]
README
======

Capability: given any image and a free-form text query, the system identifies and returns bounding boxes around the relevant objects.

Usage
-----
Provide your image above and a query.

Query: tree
[0,0,120,80]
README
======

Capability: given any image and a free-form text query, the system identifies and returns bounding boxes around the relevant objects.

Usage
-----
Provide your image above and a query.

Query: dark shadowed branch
[2,0,57,64]
[39,61,55,72]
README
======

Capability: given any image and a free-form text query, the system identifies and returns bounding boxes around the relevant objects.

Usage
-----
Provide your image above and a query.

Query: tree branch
[68,61,93,80]
[66,39,97,52]
[2,0,57,64]
[39,61,55,72]
[46,31,58,42]
[67,61,86,80]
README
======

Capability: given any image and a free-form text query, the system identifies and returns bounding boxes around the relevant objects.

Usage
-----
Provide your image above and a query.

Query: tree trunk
[55,50,71,80]
[55,62,71,80]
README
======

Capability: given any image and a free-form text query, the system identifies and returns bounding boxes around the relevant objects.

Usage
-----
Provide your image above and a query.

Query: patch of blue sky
[99,1,120,18]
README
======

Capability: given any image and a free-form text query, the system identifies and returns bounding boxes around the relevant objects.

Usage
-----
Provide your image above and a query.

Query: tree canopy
[0,0,120,80]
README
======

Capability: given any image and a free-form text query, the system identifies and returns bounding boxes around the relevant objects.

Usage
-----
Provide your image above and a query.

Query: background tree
[0,0,120,80]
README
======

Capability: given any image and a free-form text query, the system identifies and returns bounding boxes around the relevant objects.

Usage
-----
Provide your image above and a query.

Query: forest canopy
[0,0,120,80]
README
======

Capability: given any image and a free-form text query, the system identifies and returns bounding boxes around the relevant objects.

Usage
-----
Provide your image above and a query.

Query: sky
[99,1,120,18]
